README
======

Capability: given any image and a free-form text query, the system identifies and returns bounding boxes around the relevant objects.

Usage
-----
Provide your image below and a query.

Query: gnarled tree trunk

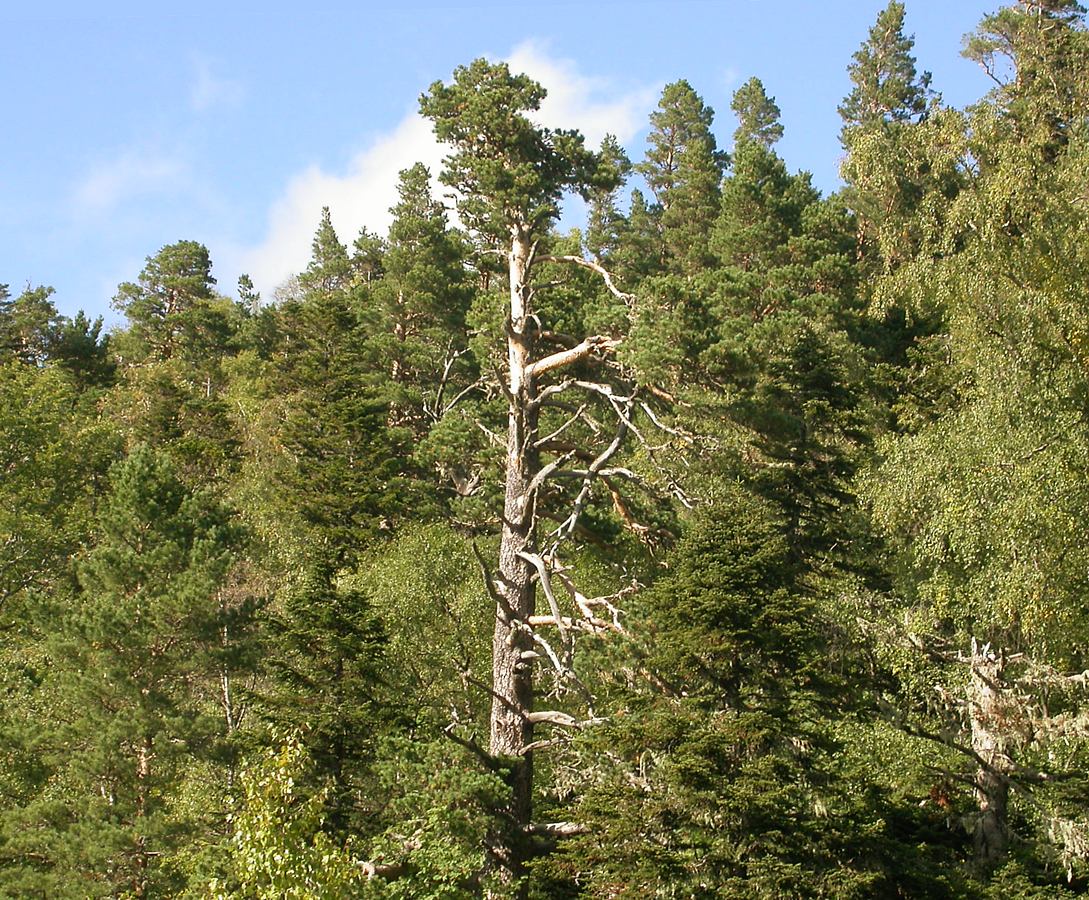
[487,223,539,892]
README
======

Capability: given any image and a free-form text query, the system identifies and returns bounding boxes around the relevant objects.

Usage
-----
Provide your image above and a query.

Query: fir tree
[555,488,892,898]
[261,559,394,840]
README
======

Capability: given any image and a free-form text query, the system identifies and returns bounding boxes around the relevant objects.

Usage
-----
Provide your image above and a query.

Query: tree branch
[526,335,621,381]
[540,254,633,302]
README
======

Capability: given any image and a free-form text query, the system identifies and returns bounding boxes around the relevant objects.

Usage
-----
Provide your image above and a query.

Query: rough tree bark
[488,223,540,883]
[418,59,640,895]
[967,642,1012,870]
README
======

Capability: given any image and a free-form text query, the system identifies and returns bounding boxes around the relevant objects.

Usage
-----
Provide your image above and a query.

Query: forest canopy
[2,2,1089,897]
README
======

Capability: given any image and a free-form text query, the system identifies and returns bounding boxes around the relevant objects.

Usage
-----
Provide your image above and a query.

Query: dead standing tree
[420,60,671,890]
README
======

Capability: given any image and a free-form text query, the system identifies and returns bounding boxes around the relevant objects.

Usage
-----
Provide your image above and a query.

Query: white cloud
[506,40,657,146]
[232,114,443,298]
[234,42,658,298]
[73,151,186,214]
[191,57,245,112]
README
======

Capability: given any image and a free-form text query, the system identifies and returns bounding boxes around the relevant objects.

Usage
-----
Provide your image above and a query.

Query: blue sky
[2,0,998,323]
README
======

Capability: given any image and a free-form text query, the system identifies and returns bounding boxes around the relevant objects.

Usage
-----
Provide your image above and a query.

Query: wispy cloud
[190,56,245,112]
[721,65,742,91]
[233,42,658,297]
[73,150,187,215]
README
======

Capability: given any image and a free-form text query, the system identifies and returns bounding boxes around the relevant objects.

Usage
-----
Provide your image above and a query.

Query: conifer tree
[261,559,393,840]
[838,1,941,270]
[298,207,353,298]
[731,76,785,149]
[272,277,411,564]
[112,240,219,363]
[839,1,932,135]
[109,242,247,481]
[365,163,475,437]
[638,80,726,273]
[555,488,895,897]
[584,134,631,264]
[421,59,642,891]
[0,284,59,365]
[10,447,244,897]
[47,310,115,389]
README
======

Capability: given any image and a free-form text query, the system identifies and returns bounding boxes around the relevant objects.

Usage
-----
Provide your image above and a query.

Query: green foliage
[0,362,112,612]
[261,559,394,838]
[262,222,415,562]
[113,240,219,362]
[5,446,246,896]
[731,76,784,149]
[858,1,1089,885]
[352,523,491,728]
[839,1,932,135]
[420,59,615,238]
[210,736,370,900]
[366,738,511,899]
[0,283,59,365]
[553,489,887,898]
[638,80,726,273]
[364,163,476,439]
[10,20,1089,896]
[298,207,353,298]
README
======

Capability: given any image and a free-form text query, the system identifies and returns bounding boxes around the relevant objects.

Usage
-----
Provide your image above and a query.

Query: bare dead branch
[528,613,612,631]
[526,335,621,381]
[553,412,630,541]
[534,404,590,448]
[472,542,515,623]
[525,821,589,837]
[525,710,604,729]
[442,723,505,773]
[525,450,579,499]
[517,550,573,653]
[540,254,634,303]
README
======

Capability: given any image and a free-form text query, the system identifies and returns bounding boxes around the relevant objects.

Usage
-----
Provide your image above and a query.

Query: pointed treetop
[638,80,724,208]
[237,274,260,313]
[839,1,933,138]
[387,164,449,249]
[300,207,352,296]
[731,76,785,149]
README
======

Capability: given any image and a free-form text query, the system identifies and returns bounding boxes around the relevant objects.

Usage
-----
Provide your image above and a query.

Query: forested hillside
[3,2,1089,897]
